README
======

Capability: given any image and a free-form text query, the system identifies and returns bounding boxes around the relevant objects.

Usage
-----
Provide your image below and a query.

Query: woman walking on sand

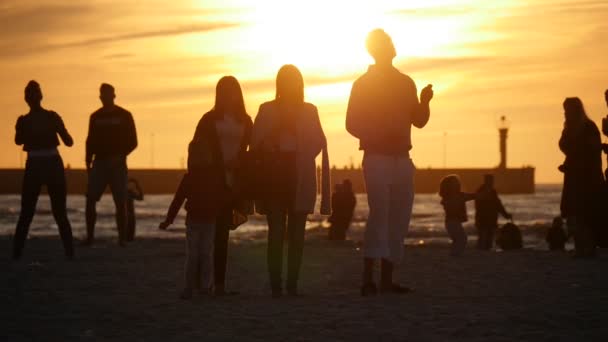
[559,97,604,258]
[159,76,253,298]
[251,65,330,297]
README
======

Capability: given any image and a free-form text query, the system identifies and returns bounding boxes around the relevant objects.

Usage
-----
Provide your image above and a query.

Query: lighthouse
[498,116,509,170]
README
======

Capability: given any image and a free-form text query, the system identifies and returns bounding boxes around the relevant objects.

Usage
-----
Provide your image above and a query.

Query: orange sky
[1,0,607,183]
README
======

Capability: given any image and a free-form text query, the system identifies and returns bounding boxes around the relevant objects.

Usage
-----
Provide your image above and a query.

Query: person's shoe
[380,283,413,294]
[286,287,298,297]
[361,282,378,297]
[118,239,127,247]
[180,288,193,300]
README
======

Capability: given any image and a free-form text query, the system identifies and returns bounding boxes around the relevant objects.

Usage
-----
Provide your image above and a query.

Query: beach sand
[2,228,608,341]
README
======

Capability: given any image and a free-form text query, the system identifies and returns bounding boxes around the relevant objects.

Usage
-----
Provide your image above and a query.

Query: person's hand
[420,84,434,104]
[159,221,171,230]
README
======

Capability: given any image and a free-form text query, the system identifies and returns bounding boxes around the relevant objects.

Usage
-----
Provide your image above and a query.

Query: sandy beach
[2,228,608,341]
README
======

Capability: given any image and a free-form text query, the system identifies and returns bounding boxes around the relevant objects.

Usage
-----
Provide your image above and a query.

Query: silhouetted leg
[267,207,287,295]
[361,258,377,296]
[113,197,127,245]
[109,164,128,245]
[380,258,393,288]
[334,220,348,241]
[214,207,232,292]
[47,157,74,259]
[198,221,216,293]
[85,161,107,245]
[487,224,497,250]
[362,258,374,284]
[85,199,97,244]
[476,226,484,250]
[362,154,391,261]
[13,162,41,260]
[184,224,201,294]
[387,167,414,265]
[286,212,306,294]
[446,222,467,256]
[126,199,135,241]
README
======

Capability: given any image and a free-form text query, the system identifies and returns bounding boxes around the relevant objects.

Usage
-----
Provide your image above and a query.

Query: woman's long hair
[563,97,589,129]
[275,64,304,106]
[214,76,248,118]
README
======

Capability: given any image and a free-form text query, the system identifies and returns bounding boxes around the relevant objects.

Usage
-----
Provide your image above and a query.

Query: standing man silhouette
[13,81,75,260]
[84,83,138,246]
[346,29,433,296]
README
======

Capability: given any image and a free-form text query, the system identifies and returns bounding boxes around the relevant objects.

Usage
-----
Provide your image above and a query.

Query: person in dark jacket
[188,76,253,296]
[346,28,433,296]
[328,180,357,241]
[475,175,512,250]
[84,83,138,246]
[126,178,144,241]
[559,97,604,258]
[439,175,475,256]
[13,81,74,260]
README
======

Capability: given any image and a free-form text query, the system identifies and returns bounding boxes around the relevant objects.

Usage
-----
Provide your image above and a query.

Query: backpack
[496,222,523,250]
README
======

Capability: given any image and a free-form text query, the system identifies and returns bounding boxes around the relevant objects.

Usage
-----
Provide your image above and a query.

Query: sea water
[0,185,562,246]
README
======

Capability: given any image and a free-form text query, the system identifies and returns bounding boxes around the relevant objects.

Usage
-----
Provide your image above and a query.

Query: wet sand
[2,229,608,341]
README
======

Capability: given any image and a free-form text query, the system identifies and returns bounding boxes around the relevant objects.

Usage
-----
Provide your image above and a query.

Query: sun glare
[240,0,473,79]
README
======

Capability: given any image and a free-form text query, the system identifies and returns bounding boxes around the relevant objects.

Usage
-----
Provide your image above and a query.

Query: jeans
[266,204,307,291]
[214,206,232,288]
[13,155,74,258]
[362,153,415,264]
[185,220,216,291]
[86,157,129,242]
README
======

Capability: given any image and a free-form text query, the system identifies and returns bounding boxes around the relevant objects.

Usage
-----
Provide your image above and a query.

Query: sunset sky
[1,0,607,183]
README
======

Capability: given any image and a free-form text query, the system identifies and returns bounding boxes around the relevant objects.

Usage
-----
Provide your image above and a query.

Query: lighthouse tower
[498,116,509,170]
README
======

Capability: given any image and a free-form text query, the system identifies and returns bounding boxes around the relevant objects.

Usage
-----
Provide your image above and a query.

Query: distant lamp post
[498,116,510,170]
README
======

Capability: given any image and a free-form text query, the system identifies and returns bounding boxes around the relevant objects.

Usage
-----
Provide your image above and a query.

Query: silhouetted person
[13,81,74,260]
[159,172,220,299]
[346,28,433,296]
[439,175,475,256]
[189,76,253,296]
[126,178,144,242]
[475,175,512,250]
[546,216,567,251]
[600,89,608,247]
[328,180,356,241]
[84,83,138,246]
[559,97,604,258]
[251,65,330,298]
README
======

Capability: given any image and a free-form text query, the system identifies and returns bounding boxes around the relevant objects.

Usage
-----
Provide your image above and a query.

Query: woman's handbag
[237,149,296,201]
